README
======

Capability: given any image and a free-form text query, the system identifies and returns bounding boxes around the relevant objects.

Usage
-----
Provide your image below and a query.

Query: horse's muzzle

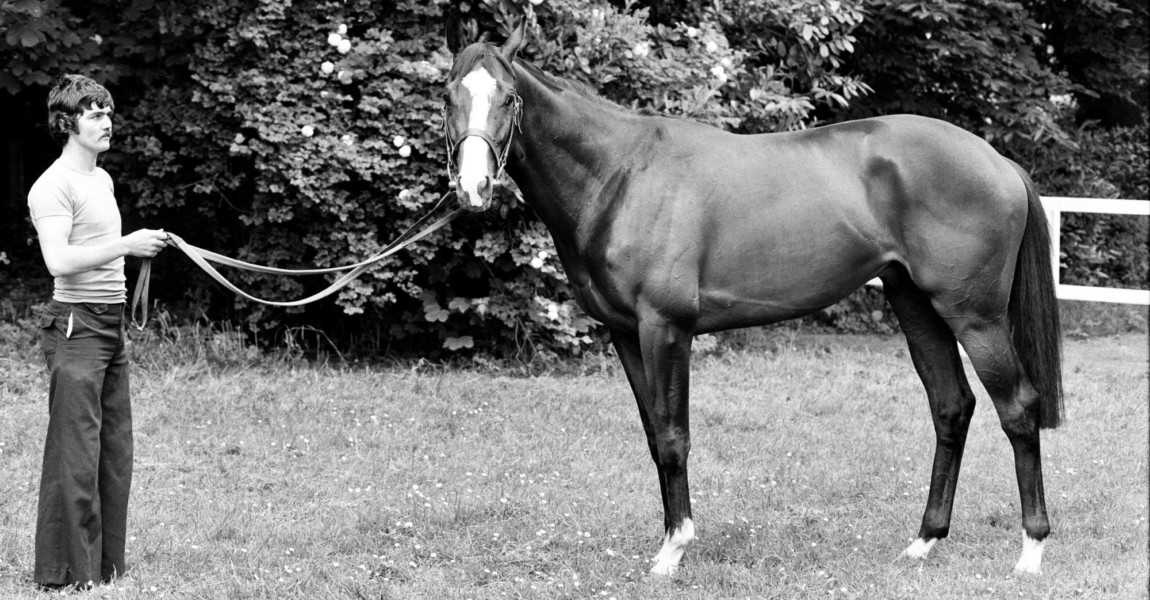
[455,176,494,212]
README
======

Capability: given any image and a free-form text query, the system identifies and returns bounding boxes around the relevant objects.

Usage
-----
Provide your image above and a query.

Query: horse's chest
[566,268,633,330]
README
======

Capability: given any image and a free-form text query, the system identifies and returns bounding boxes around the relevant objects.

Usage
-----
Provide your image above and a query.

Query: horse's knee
[933,391,976,445]
[654,430,690,472]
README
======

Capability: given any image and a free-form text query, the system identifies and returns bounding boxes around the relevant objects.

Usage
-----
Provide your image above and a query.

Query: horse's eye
[503,95,517,107]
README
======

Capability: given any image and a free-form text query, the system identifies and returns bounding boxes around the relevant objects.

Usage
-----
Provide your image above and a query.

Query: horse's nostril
[478,176,493,199]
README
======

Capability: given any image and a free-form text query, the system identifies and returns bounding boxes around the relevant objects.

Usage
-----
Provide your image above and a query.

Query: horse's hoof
[902,537,937,560]
[1013,533,1045,575]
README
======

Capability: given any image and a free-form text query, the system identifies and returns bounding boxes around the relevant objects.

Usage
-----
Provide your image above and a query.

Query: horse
[442,23,1063,576]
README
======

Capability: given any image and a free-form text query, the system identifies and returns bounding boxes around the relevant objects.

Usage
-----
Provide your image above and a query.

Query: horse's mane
[451,43,644,114]
[513,59,633,112]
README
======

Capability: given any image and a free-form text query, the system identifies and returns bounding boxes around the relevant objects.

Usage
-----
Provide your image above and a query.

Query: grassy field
[0,327,1146,599]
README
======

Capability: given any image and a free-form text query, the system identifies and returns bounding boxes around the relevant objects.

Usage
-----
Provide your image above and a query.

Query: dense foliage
[2,0,1145,356]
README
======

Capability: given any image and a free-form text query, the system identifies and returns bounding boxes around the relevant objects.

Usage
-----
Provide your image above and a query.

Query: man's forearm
[42,240,128,278]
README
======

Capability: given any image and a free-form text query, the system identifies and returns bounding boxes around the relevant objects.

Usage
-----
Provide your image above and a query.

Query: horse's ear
[445,14,468,54]
[500,19,528,62]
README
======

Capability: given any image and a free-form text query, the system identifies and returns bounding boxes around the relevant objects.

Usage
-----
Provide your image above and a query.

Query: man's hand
[121,229,169,258]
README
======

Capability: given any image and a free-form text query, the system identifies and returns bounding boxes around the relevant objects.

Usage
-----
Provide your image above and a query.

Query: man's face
[72,102,113,154]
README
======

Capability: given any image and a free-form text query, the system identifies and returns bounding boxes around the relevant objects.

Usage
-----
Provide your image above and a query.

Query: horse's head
[444,21,526,212]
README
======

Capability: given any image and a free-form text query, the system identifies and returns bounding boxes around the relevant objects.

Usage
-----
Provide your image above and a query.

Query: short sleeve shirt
[27,159,126,303]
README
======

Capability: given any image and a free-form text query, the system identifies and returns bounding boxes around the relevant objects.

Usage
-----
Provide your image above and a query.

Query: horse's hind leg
[949,317,1050,574]
[882,273,977,561]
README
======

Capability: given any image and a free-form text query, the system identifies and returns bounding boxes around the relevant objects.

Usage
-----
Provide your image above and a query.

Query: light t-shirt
[27,159,126,303]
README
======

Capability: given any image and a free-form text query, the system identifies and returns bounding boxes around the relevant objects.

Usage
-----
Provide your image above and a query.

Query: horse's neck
[508,66,635,242]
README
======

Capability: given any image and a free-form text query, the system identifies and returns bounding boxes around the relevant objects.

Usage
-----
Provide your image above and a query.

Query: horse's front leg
[620,318,695,575]
[610,330,668,517]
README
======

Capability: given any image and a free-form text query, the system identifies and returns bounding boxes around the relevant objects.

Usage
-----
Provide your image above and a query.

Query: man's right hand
[122,229,169,258]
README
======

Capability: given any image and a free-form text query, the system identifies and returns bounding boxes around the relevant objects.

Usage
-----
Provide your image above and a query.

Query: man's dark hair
[47,74,114,147]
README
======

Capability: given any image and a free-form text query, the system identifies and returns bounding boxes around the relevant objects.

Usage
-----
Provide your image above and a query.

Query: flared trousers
[34,300,132,587]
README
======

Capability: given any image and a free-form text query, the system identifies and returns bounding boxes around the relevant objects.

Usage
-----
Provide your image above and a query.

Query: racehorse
[442,23,1063,576]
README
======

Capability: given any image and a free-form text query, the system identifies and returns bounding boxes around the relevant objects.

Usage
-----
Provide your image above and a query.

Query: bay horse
[442,24,1063,576]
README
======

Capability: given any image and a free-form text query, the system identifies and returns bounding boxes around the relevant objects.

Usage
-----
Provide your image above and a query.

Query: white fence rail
[865,196,1150,305]
[1041,196,1150,305]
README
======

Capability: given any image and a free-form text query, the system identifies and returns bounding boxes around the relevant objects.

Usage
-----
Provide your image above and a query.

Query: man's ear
[446,14,469,54]
[500,19,528,62]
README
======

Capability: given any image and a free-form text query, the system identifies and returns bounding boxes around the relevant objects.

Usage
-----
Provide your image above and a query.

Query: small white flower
[632,43,649,58]
[399,145,412,158]
[398,189,411,200]
[547,303,560,321]
[337,39,352,54]
[341,134,354,146]
[528,0,543,5]
[393,135,406,147]
[234,133,245,144]
[91,34,103,45]
[720,57,732,68]
[338,24,348,35]
[328,32,343,47]
[338,70,352,84]
[301,125,315,137]
[686,27,698,38]
[706,40,719,53]
[711,65,726,78]
[530,257,544,269]
[321,61,335,74]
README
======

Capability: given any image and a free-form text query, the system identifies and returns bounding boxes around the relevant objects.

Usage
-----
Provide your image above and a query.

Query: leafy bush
[841,0,1074,148]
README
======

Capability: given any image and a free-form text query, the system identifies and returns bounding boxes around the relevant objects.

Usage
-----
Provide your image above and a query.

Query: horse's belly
[694,222,895,332]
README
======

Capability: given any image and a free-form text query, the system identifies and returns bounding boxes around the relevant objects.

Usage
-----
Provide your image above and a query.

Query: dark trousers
[34,300,132,587]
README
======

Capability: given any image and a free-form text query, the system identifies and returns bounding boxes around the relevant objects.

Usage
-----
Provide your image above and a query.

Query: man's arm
[35,215,168,277]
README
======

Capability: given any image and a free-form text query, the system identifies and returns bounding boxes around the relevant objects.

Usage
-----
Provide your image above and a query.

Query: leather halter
[444,92,523,185]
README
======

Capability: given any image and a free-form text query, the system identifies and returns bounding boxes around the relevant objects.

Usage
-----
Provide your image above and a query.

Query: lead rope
[130,191,462,330]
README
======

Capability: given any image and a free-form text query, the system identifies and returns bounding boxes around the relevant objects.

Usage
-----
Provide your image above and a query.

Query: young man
[27,74,169,589]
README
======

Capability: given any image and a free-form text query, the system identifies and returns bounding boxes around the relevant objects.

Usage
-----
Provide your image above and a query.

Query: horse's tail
[1007,160,1064,429]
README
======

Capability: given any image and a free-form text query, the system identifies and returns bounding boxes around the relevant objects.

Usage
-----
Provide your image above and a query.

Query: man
[27,74,168,589]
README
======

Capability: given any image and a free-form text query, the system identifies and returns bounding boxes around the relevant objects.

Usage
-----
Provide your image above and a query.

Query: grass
[0,323,1146,599]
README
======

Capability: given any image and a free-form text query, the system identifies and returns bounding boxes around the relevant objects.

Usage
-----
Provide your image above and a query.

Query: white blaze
[459,67,498,208]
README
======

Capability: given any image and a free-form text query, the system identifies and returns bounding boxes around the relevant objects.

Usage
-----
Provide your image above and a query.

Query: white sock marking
[1014,533,1044,574]
[650,518,695,576]
[459,67,497,207]
[903,537,937,560]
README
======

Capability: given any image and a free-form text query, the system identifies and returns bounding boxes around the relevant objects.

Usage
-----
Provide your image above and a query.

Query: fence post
[1043,198,1061,285]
